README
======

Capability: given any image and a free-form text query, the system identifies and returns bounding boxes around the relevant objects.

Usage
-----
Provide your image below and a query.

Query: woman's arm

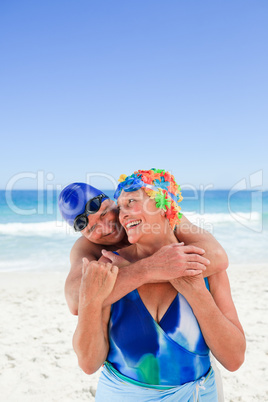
[65,236,102,315]
[72,261,118,374]
[170,271,246,371]
[175,215,229,276]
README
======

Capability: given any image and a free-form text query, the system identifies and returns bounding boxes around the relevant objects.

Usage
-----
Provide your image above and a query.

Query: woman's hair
[114,168,183,230]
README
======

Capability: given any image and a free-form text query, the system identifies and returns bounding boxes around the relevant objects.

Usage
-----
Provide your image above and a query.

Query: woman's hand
[170,273,206,297]
[79,258,119,308]
[100,249,130,268]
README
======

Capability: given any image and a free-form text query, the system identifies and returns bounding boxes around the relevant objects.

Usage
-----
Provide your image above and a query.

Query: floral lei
[114,168,183,230]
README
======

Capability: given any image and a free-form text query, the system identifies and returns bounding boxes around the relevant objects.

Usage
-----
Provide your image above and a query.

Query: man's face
[80,198,126,245]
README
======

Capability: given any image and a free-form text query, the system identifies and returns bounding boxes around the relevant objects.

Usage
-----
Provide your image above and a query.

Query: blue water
[0,190,267,272]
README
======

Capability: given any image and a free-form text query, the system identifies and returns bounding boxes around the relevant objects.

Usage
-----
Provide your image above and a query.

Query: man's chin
[93,227,126,245]
[103,227,126,244]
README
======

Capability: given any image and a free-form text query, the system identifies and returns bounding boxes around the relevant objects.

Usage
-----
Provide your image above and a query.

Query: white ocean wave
[184,212,261,224]
[0,212,262,237]
[0,221,79,237]
[0,212,266,272]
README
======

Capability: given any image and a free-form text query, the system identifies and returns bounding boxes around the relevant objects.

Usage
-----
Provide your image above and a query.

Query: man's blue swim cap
[58,183,108,227]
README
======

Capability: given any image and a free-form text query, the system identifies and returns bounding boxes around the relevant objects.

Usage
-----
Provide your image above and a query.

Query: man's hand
[79,258,119,309]
[146,242,210,282]
[98,243,209,283]
[175,215,228,276]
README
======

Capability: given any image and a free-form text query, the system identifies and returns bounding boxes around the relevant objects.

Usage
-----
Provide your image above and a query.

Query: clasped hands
[79,242,208,306]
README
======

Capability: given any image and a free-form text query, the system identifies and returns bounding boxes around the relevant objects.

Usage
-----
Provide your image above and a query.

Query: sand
[1,264,268,401]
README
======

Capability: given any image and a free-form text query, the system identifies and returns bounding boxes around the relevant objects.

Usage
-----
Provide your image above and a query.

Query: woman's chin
[126,231,141,244]
[127,236,139,244]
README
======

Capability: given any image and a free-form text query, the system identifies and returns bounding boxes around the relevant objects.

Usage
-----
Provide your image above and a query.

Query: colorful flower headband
[114,168,183,230]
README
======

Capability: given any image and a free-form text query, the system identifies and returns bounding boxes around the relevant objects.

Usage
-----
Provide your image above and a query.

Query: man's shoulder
[71,236,103,258]
[71,236,127,259]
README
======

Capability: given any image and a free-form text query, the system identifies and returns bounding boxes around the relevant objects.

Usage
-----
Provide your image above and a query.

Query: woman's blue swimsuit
[106,278,211,387]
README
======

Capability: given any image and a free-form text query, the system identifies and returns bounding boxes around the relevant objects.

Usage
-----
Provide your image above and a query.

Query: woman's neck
[134,230,178,260]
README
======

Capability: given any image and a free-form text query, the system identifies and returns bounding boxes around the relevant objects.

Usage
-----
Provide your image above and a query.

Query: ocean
[0,189,267,272]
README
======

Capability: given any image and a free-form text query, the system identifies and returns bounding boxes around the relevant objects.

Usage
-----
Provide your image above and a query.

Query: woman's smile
[125,219,142,230]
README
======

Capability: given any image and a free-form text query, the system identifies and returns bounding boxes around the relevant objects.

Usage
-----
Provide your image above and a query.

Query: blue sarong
[95,363,218,401]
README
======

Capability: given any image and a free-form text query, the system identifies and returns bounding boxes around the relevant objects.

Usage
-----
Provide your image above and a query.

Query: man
[59,182,228,316]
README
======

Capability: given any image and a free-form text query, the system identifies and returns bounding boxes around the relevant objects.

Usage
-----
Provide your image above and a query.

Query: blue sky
[1,0,267,191]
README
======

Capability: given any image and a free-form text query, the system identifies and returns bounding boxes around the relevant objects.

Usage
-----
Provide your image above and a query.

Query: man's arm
[66,238,209,315]
[175,215,229,276]
[97,242,209,307]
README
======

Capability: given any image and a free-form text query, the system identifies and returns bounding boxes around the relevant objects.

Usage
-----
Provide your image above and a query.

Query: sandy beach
[1,264,267,402]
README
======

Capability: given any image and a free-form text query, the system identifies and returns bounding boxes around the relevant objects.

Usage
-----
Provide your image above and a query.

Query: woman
[73,169,246,401]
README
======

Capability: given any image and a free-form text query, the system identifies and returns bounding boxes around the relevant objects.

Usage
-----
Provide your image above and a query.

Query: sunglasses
[73,193,108,232]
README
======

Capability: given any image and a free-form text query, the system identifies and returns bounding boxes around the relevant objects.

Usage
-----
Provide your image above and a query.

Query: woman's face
[117,189,165,244]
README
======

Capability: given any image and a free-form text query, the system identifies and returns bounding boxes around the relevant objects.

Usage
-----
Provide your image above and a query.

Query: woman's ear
[160,209,166,217]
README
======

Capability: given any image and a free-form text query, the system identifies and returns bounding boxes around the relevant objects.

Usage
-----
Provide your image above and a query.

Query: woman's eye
[128,199,135,204]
